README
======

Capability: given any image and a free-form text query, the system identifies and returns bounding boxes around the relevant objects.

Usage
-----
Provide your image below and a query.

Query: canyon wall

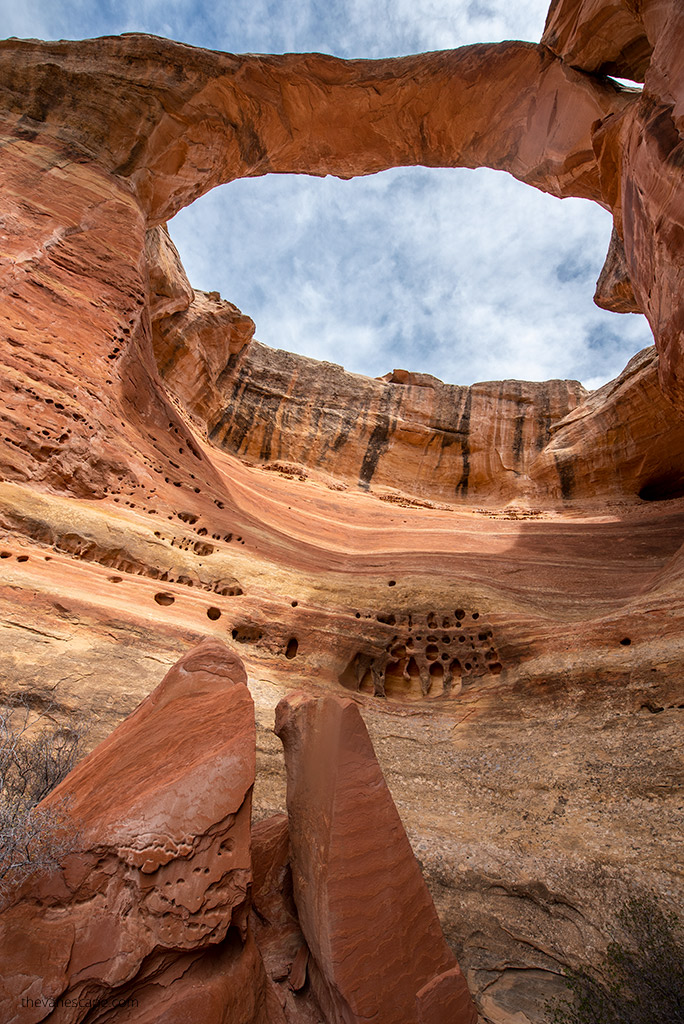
[0,1,683,1022]
[155,323,684,506]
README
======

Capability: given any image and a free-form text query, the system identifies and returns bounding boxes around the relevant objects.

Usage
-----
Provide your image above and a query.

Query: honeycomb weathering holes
[341,604,499,700]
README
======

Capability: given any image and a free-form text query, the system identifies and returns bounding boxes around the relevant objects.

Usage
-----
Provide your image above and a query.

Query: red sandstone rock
[249,815,323,1023]
[593,225,641,314]
[544,0,684,404]
[0,639,279,1024]
[542,0,652,80]
[0,8,683,1021]
[0,19,680,517]
[416,966,478,1024]
[250,815,300,980]
[146,224,194,323]
[274,692,478,1024]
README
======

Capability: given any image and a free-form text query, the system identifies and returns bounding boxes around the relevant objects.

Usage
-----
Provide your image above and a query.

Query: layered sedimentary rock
[0,3,683,1022]
[156,329,684,506]
[275,693,477,1024]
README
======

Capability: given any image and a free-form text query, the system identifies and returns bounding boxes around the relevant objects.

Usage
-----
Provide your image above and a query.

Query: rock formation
[0,639,283,1023]
[0,0,683,1021]
[275,693,477,1024]
[0,643,475,1024]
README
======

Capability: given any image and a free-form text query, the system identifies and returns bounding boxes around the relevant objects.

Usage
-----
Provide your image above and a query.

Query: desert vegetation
[548,895,684,1024]
[0,694,84,906]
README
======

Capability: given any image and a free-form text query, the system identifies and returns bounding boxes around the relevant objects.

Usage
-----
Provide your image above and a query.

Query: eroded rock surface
[1,648,481,1024]
[0,639,282,1024]
[157,334,684,506]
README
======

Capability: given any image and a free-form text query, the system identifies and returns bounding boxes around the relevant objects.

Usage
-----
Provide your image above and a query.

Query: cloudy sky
[3,0,652,388]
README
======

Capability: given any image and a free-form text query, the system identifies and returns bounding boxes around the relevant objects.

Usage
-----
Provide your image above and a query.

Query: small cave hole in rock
[207,606,221,620]
[488,662,503,674]
[638,473,684,502]
[620,637,632,646]
[154,592,175,606]
[285,637,299,659]
[291,600,298,607]
[388,580,396,587]
[16,555,28,562]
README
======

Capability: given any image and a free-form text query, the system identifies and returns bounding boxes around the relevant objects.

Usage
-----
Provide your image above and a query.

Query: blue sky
[3,0,653,387]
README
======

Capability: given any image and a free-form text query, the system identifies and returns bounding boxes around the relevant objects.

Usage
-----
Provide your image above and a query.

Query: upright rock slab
[274,693,477,1024]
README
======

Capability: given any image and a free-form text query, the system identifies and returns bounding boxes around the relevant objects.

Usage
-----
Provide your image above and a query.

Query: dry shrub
[0,694,85,906]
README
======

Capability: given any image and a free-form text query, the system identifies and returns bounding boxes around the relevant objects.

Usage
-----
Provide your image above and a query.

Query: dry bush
[0,694,85,906]
[547,894,684,1024]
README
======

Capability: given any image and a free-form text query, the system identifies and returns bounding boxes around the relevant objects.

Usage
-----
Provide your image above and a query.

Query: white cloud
[3,0,653,386]
[169,166,653,387]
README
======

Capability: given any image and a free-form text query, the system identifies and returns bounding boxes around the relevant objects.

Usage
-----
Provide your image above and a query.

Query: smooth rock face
[274,693,477,1024]
[416,967,481,1024]
[0,639,275,1024]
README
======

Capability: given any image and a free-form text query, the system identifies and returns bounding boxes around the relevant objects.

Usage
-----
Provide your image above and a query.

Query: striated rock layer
[0,2,683,1022]
[157,328,684,506]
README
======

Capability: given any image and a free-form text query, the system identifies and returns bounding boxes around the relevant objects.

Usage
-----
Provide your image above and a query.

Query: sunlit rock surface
[0,1,683,1021]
